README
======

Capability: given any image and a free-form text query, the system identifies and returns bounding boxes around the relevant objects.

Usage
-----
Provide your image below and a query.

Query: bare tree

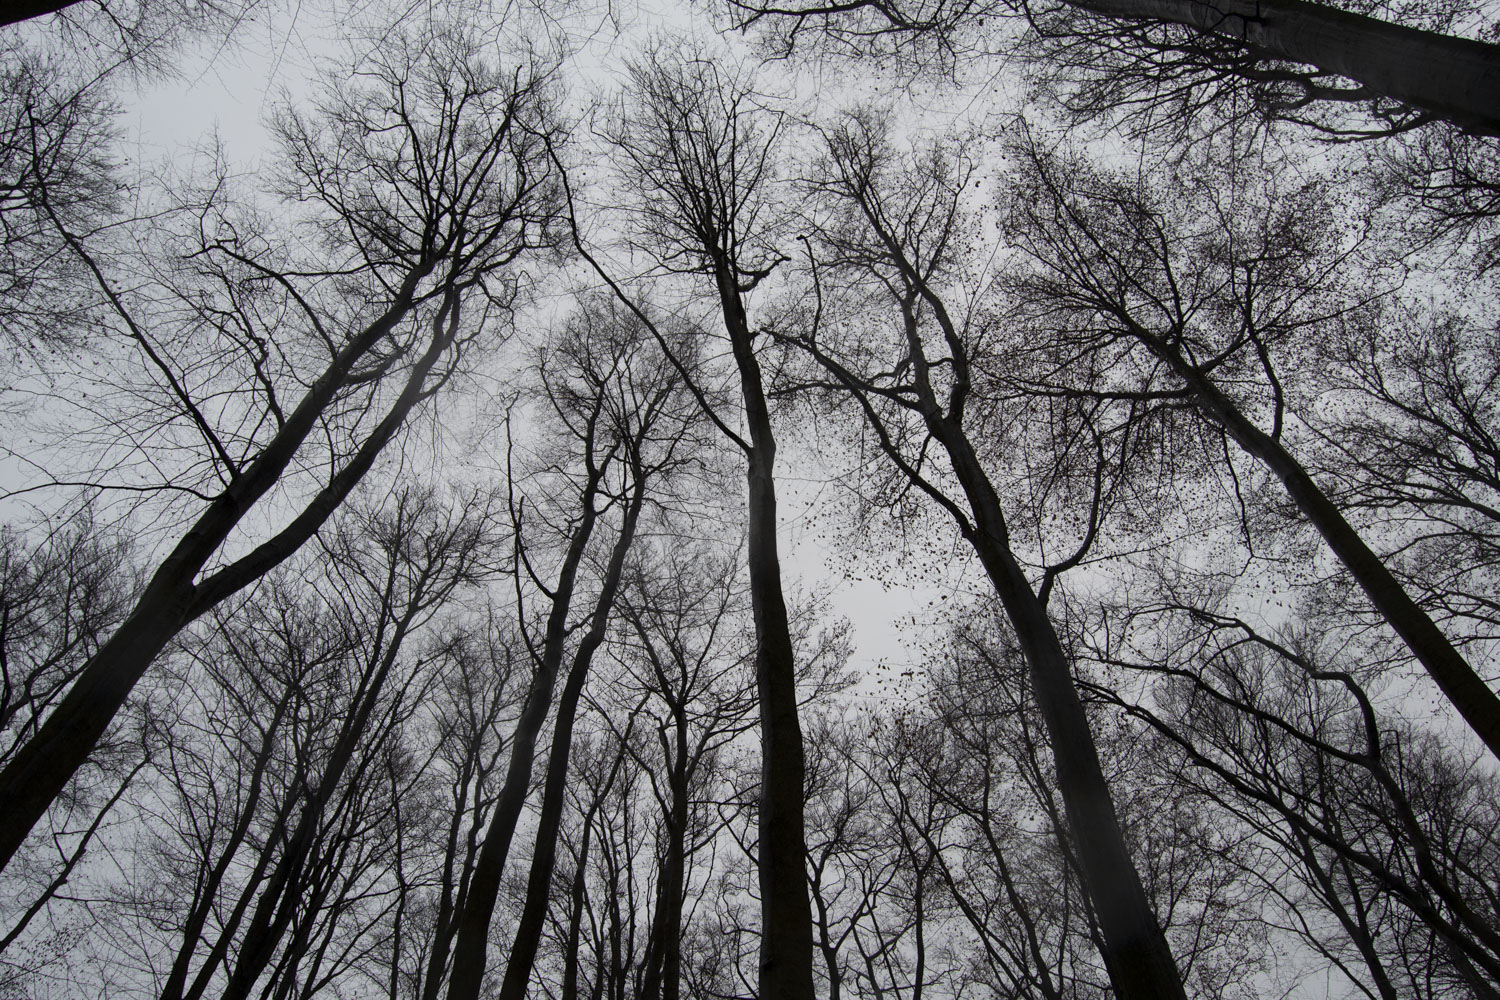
[603,544,761,1000]
[490,301,706,1000]
[786,113,1188,1000]
[116,483,500,1000]
[0,41,120,359]
[0,25,561,873]
[724,0,1500,137]
[1309,304,1500,637]
[998,133,1500,761]
[1076,589,1500,997]
[446,297,700,1000]
[585,49,818,1000]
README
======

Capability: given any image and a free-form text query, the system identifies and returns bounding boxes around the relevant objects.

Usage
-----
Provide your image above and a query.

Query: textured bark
[1141,333,1500,762]
[0,266,437,874]
[1072,0,1500,135]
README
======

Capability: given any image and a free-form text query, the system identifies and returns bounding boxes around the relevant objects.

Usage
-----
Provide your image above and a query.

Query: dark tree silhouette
[786,113,1188,1000]
[0,27,561,873]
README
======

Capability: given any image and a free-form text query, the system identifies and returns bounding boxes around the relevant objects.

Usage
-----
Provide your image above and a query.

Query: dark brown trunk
[561,752,616,1000]
[416,800,467,1000]
[179,790,300,1000]
[660,719,688,1000]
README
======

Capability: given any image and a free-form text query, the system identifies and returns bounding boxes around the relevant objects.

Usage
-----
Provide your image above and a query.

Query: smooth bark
[711,258,817,1000]
[0,0,86,27]
[494,471,646,1000]
[794,128,1188,995]
[444,464,605,1000]
[1071,0,1500,136]
[733,0,1500,135]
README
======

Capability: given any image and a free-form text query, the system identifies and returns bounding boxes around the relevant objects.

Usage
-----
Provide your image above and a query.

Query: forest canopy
[0,0,1497,998]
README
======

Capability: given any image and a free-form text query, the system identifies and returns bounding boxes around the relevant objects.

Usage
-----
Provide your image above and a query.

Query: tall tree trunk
[638,705,688,1000]
[1140,330,1500,762]
[494,474,646,1000]
[931,418,1188,1000]
[712,262,817,1000]
[445,462,608,1000]
[841,236,1187,996]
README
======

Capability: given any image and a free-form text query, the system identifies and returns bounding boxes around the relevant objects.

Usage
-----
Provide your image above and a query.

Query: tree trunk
[0,265,437,874]
[1071,0,1500,136]
[639,706,688,1000]
[0,0,86,27]
[713,263,817,1000]
[494,475,646,1000]
[445,465,607,1000]
[1143,331,1500,762]
[934,421,1188,1000]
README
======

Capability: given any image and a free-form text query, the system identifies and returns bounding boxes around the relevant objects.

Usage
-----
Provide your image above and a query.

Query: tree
[1076,591,1500,997]
[0,42,119,359]
[446,296,699,1000]
[998,134,1500,761]
[0,25,562,873]
[120,483,499,1000]
[1309,304,1500,636]
[724,0,1500,137]
[603,544,761,1000]
[491,300,706,1000]
[787,113,1188,1000]
[588,50,818,1000]
[396,619,525,1000]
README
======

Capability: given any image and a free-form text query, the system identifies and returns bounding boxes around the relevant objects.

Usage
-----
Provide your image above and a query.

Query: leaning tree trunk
[0,0,88,27]
[1070,0,1500,136]
[932,418,1188,1000]
[1139,330,1500,762]
[831,279,1187,999]
[0,265,443,874]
